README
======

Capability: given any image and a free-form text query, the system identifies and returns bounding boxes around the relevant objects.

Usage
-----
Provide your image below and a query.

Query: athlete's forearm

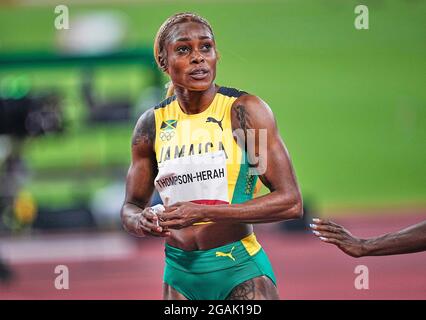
[203,191,302,224]
[362,221,426,256]
[121,202,145,236]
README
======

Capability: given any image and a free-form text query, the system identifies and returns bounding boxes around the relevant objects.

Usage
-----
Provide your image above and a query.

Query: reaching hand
[310,218,366,257]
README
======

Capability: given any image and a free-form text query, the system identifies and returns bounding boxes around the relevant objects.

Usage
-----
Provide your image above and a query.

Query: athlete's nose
[191,50,205,64]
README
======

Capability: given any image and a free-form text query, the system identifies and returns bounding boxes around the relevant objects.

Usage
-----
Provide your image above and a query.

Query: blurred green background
[0,0,425,219]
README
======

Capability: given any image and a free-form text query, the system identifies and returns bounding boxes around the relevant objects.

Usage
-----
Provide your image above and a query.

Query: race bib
[154,150,229,205]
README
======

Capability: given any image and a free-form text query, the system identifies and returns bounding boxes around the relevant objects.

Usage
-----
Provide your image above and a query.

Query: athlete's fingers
[141,210,168,229]
[318,237,343,246]
[141,209,157,221]
[140,216,163,233]
[158,219,178,228]
[326,220,343,229]
[140,212,159,228]
[170,202,183,207]
[159,219,185,229]
[139,223,161,236]
[139,220,171,236]
[162,206,179,214]
[157,210,181,221]
[162,202,188,215]
[312,230,344,240]
[312,218,341,228]
[310,223,341,234]
[140,224,171,237]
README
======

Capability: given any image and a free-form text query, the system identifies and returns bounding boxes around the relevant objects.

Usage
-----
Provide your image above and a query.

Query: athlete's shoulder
[231,90,273,115]
[217,86,248,98]
[133,94,179,146]
[132,107,156,148]
[153,95,177,110]
[230,90,276,131]
[136,106,155,125]
[216,85,266,109]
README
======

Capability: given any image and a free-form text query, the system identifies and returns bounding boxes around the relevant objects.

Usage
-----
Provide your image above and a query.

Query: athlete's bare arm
[311,219,426,257]
[121,108,170,237]
[158,94,303,228]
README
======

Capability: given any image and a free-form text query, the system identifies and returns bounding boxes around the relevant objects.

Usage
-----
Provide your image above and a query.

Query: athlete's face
[164,22,217,91]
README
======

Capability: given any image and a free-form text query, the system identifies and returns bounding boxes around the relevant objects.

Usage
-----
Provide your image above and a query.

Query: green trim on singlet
[231,151,259,204]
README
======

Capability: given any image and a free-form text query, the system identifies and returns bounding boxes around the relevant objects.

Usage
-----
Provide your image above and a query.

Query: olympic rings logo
[159,130,175,141]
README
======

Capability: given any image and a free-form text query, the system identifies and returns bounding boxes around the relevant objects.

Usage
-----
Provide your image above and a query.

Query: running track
[0,211,425,300]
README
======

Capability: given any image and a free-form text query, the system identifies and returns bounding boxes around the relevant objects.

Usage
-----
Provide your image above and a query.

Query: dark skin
[121,22,302,300]
[311,218,426,257]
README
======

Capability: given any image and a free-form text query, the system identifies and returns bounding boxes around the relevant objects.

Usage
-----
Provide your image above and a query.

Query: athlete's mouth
[189,68,209,80]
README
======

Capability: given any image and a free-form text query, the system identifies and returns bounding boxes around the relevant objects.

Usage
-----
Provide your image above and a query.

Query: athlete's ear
[158,55,169,73]
[216,49,220,61]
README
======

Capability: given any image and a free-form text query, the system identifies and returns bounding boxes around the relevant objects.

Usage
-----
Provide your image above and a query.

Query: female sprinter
[121,12,303,300]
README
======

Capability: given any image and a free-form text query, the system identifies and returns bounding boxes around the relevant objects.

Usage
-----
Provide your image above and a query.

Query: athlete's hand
[136,207,171,237]
[157,202,205,229]
[310,218,366,258]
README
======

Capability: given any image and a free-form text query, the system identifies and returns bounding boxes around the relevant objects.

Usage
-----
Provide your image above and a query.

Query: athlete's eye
[176,46,190,54]
[201,43,212,51]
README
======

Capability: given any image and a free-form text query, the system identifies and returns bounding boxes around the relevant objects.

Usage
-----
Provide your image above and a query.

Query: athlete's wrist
[202,204,236,223]
[197,205,213,223]
[359,238,372,256]
[201,205,215,222]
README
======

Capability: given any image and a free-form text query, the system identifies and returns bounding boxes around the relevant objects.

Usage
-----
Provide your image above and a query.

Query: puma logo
[206,115,224,131]
[215,246,236,261]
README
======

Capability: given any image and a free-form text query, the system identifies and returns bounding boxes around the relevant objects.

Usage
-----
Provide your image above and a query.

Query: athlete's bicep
[124,108,158,207]
[125,155,157,207]
[231,95,301,196]
[260,124,299,197]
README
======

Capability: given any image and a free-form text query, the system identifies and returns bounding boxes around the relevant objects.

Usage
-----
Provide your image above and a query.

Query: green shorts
[163,233,277,300]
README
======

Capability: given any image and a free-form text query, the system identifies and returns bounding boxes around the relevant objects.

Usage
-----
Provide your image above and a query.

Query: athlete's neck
[174,83,218,115]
